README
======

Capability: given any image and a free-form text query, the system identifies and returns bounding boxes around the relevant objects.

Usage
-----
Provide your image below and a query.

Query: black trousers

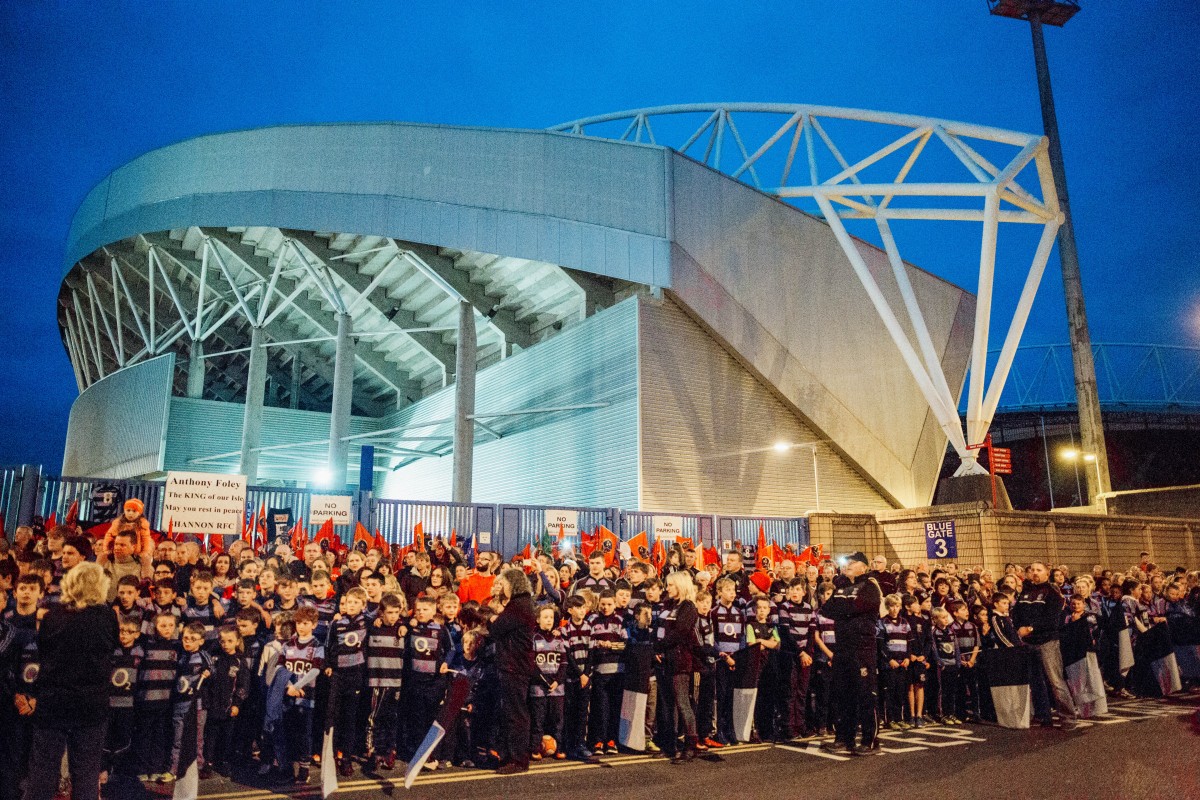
[779,656,810,735]
[832,652,878,748]
[334,669,364,758]
[881,665,908,723]
[563,681,591,753]
[695,671,716,739]
[587,672,621,746]
[365,687,401,757]
[529,694,564,752]
[21,722,106,800]
[714,665,736,743]
[498,671,532,768]
[402,676,444,759]
[136,705,171,776]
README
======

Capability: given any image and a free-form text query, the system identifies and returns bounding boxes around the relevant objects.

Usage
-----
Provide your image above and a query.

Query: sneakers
[820,740,852,756]
[554,751,566,760]
[703,737,725,749]
[425,759,439,771]
[606,740,618,755]
[886,721,903,731]
[530,752,543,762]
[158,773,176,784]
[645,741,661,754]
[911,717,924,729]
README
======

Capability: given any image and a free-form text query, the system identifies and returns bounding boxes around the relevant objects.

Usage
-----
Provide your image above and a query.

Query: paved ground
[118,693,1200,800]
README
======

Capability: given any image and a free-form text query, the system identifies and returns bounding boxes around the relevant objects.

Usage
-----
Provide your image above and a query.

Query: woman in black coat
[23,562,119,800]
[489,567,538,774]
[656,570,701,762]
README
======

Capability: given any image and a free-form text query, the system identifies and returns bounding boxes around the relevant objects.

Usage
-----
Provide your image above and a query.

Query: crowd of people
[1,499,1199,800]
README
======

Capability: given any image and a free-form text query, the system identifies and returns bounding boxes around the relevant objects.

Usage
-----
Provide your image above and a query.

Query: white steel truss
[551,104,1065,475]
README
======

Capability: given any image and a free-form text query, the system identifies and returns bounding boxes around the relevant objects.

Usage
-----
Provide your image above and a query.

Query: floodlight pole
[1001,4,1111,502]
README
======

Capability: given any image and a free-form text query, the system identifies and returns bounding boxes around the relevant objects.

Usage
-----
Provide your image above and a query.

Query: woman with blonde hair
[21,562,119,800]
[657,570,701,762]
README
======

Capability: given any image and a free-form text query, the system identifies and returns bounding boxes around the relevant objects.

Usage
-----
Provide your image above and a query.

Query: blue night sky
[1,1,1197,471]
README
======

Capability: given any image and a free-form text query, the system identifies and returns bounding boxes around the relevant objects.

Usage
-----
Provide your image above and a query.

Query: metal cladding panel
[666,153,974,508]
[638,296,892,516]
[380,298,639,507]
[66,124,671,287]
[164,398,375,484]
[62,354,174,479]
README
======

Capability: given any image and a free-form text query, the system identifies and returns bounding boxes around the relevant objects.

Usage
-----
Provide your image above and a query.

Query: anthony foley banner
[163,471,247,537]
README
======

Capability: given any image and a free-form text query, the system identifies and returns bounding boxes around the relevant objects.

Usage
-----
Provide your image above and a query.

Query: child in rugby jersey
[136,612,180,782]
[112,575,149,619]
[402,596,452,768]
[308,571,337,643]
[365,593,406,770]
[561,595,596,761]
[105,616,143,779]
[169,622,213,781]
[809,582,837,735]
[905,594,932,726]
[273,607,324,785]
[711,577,747,744]
[325,587,369,776]
[587,589,627,754]
[230,609,267,768]
[204,625,250,778]
[3,591,39,800]
[746,596,781,741]
[693,590,720,749]
[182,570,225,647]
[144,579,182,636]
[530,605,568,761]
[930,606,961,723]
[878,594,913,729]
[776,578,814,739]
[949,601,981,722]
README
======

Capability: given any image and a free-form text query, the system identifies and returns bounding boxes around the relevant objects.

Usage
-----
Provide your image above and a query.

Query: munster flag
[618,641,654,751]
[1060,616,1107,718]
[596,526,620,568]
[353,522,372,551]
[580,529,595,559]
[172,697,201,800]
[627,532,650,564]
[703,546,722,569]
[979,646,1031,729]
[731,648,761,742]
[404,673,473,788]
[321,672,340,798]
[755,525,770,572]
[650,539,667,573]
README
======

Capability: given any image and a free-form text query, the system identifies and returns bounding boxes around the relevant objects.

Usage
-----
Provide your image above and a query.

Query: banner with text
[924,519,958,560]
[310,494,353,527]
[652,515,684,543]
[163,471,247,537]
[545,509,579,540]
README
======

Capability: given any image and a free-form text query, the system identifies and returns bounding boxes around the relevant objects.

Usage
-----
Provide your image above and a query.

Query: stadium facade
[57,112,999,516]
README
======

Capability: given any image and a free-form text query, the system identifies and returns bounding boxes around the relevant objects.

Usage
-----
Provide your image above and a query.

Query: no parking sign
[924,520,957,559]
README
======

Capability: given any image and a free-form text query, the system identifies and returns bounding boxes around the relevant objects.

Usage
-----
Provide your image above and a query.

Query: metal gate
[715,515,810,551]
[38,475,166,529]
[0,467,30,536]
[373,498,495,550]
[497,504,619,560]
[620,510,715,547]
[244,486,357,544]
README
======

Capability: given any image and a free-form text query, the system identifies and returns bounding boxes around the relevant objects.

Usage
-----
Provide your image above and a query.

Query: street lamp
[988,0,1112,504]
[776,441,822,513]
[1060,448,1101,504]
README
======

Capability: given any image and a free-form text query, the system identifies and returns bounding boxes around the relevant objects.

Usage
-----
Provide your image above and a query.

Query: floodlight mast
[988,0,1111,505]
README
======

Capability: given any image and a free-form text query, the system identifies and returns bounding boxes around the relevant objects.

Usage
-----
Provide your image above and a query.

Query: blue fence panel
[244,486,357,546]
[715,516,810,551]
[374,499,495,550]
[497,504,618,559]
[38,476,165,530]
[0,467,26,536]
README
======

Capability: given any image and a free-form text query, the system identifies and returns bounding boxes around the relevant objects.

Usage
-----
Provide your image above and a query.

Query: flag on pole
[449,529,457,549]
[979,646,1031,729]
[353,522,372,551]
[254,503,268,552]
[64,500,79,529]
[289,519,308,552]
[627,531,650,563]
[679,536,694,551]
[321,672,340,798]
[517,542,532,562]
[580,528,595,559]
[414,521,425,553]
[596,526,620,568]
[372,529,388,553]
[650,539,667,574]
[403,672,473,788]
[618,640,654,751]
[703,546,722,569]
[731,649,760,742]
[44,512,58,532]
[755,525,770,572]
[770,541,785,568]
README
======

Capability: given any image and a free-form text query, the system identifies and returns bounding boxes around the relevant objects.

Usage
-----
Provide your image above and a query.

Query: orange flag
[414,521,425,552]
[627,531,650,563]
[64,500,79,529]
[353,522,372,550]
[209,532,224,555]
[580,529,595,559]
[596,525,620,567]
[289,520,308,552]
[703,545,722,568]
[313,517,335,548]
[679,536,694,551]
[372,529,388,553]
[449,529,457,549]
[518,542,532,562]
[44,512,57,532]
[771,541,785,567]
[651,539,667,572]
[755,524,770,571]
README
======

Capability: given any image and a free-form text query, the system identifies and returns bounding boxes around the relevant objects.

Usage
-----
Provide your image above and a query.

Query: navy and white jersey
[173,649,212,703]
[743,599,779,627]
[136,635,178,706]
[142,602,182,636]
[812,611,836,662]
[712,602,747,655]
[282,635,324,708]
[311,597,337,642]
[367,621,406,688]
[932,624,960,668]
[110,644,143,708]
[13,636,39,697]
[695,614,716,665]
[327,613,367,670]
[777,599,814,655]
[907,612,933,659]
[562,618,592,681]
[405,619,450,677]
[182,597,221,644]
[530,629,568,697]
[587,612,627,674]
[570,575,615,596]
[950,620,980,666]
[878,615,913,661]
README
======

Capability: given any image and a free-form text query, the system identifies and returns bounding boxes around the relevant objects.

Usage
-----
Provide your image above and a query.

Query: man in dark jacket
[821,552,883,756]
[1014,562,1078,728]
[490,568,537,775]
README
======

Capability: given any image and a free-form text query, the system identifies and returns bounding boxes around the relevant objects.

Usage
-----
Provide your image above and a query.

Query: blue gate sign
[924,520,957,560]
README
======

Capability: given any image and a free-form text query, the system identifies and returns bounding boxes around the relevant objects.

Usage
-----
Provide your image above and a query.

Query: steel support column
[187,339,205,398]
[290,356,302,410]
[452,301,477,503]
[327,312,355,489]
[1030,11,1110,501]
[239,327,267,482]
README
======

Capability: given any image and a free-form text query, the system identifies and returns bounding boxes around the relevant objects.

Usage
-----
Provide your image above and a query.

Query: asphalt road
[116,693,1200,800]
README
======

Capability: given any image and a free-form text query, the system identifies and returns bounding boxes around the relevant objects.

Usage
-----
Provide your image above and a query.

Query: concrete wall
[638,296,893,515]
[667,154,975,510]
[808,503,1200,574]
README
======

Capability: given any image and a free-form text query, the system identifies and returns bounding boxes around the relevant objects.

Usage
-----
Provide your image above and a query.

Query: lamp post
[988,0,1111,505]
[1060,448,1102,505]
[776,441,821,513]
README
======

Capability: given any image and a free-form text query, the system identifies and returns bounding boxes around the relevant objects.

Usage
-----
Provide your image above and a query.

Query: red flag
[627,531,651,563]
[580,529,595,559]
[414,522,425,553]
[289,520,308,552]
[518,543,532,562]
[205,532,224,555]
[679,536,694,551]
[449,529,457,549]
[703,545,722,568]
[372,529,388,553]
[353,522,371,550]
[651,539,667,572]
[64,500,79,529]
[85,521,109,539]
[817,543,831,563]
[771,541,785,569]
[44,512,57,532]
[313,518,337,554]
[597,526,620,568]
[253,503,267,552]
[755,524,770,571]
